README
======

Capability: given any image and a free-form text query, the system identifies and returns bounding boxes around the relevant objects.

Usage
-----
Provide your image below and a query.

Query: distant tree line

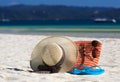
[0,4,120,20]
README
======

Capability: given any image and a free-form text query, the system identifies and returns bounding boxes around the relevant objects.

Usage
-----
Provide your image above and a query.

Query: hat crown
[42,43,63,66]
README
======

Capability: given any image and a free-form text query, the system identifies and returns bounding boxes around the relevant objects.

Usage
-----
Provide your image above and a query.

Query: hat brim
[30,36,78,72]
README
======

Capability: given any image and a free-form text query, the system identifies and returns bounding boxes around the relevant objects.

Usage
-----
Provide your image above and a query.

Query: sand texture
[0,34,120,82]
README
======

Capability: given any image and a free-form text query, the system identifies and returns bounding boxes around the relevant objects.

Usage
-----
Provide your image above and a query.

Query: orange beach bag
[73,40,102,69]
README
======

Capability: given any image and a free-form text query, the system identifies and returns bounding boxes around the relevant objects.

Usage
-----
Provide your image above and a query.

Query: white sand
[0,34,120,82]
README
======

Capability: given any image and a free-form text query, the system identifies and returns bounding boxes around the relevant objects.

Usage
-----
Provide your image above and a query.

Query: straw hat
[30,36,78,72]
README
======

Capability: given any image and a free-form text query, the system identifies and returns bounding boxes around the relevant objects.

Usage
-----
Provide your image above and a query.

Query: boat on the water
[1,19,10,22]
[94,18,117,23]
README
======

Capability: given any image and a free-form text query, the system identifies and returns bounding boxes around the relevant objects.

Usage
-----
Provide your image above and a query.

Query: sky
[0,0,120,8]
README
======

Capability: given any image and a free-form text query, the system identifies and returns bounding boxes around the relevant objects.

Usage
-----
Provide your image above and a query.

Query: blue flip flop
[85,66,105,75]
[67,64,105,75]
[67,64,87,75]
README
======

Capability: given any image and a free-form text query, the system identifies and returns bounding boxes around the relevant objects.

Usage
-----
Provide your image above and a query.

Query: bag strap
[79,44,85,64]
[79,43,95,64]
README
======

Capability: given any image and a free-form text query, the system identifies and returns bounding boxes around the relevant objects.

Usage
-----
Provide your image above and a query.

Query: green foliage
[0,5,120,20]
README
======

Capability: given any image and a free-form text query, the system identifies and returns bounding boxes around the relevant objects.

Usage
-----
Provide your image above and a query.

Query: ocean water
[0,20,120,34]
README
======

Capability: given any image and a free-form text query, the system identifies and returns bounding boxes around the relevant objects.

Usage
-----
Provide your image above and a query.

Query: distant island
[0,4,120,20]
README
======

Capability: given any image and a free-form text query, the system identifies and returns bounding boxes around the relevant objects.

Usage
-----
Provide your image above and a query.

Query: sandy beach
[0,33,120,82]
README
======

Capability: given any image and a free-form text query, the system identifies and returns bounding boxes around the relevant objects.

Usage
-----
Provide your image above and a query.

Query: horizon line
[0,4,120,9]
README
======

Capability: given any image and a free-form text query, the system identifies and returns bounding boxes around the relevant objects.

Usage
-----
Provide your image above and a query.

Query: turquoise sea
[0,20,120,34]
